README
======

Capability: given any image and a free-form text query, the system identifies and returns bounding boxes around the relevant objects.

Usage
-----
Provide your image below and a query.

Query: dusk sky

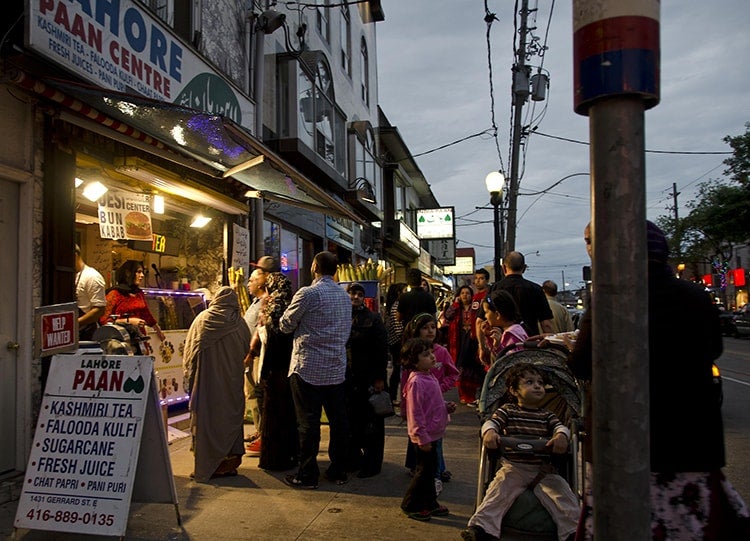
[376,1,749,287]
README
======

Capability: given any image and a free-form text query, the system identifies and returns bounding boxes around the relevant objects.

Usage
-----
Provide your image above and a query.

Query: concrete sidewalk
[2,390,524,541]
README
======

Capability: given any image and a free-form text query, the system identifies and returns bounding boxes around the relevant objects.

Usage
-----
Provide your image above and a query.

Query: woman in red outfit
[99,260,165,341]
[445,285,483,404]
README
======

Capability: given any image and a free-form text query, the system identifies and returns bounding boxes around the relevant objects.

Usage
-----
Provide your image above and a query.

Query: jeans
[289,373,350,484]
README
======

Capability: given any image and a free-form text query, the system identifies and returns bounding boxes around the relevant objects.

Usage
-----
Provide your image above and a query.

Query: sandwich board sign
[14,353,179,537]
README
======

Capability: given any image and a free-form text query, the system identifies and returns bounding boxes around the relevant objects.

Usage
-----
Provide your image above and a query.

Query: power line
[532,129,732,154]
[484,0,506,173]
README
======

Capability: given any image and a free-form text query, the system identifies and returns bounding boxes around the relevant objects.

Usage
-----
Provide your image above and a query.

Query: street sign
[429,239,456,266]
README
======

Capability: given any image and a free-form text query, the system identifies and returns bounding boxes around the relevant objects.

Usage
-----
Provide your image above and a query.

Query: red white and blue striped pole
[573,2,659,539]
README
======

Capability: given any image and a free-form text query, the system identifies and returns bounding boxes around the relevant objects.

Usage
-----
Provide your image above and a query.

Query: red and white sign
[15,354,153,536]
[41,312,76,353]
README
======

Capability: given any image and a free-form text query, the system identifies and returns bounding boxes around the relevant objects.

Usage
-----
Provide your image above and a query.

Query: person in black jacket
[397,268,437,325]
[346,282,389,478]
[569,221,749,540]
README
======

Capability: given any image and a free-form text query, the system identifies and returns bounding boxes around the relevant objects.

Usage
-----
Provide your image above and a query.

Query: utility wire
[411,129,494,158]
[484,0,506,174]
[532,129,731,154]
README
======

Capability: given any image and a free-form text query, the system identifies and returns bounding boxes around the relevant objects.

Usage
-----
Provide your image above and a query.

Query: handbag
[368,390,395,417]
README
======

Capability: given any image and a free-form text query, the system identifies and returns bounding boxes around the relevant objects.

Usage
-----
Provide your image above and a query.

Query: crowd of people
[168,239,747,540]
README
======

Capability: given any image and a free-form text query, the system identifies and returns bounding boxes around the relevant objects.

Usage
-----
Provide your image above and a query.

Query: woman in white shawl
[184,286,250,482]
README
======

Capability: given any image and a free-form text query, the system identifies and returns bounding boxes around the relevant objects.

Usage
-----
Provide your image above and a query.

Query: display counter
[143,288,208,406]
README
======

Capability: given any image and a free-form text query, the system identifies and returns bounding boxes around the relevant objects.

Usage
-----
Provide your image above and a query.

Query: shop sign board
[35,303,78,357]
[27,0,252,126]
[232,223,250,278]
[443,256,475,275]
[14,354,176,536]
[97,190,153,241]
[416,207,455,240]
[428,239,456,266]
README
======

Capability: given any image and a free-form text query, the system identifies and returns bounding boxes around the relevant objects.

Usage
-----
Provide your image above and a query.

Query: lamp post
[485,171,506,282]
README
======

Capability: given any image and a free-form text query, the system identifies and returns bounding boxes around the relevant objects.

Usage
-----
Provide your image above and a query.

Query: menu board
[14,355,153,536]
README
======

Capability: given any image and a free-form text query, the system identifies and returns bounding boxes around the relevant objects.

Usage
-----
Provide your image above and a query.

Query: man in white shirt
[75,244,106,341]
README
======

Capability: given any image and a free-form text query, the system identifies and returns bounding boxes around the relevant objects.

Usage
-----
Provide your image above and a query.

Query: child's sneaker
[434,478,443,496]
[430,505,449,516]
[402,509,431,521]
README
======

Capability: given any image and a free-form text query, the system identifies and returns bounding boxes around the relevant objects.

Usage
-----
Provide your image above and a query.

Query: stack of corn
[337,259,390,282]
[228,266,251,314]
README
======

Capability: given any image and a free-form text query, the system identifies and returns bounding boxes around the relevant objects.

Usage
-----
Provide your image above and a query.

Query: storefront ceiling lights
[190,214,212,228]
[75,177,84,188]
[82,181,108,202]
[153,194,165,214]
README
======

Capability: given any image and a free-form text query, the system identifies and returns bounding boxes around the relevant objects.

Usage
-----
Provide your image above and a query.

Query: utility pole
[573,1,660,539]
[672,182,680,222]
[505,0,531,253]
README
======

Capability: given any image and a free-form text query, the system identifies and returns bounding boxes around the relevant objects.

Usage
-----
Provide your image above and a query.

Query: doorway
[0,178,19,473]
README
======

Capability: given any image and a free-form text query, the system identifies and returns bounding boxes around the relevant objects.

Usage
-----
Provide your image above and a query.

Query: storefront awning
[5,70,363,223]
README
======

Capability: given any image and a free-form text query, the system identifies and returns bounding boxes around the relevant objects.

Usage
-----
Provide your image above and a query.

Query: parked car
[719,310,739,337]
[732,304,750,338]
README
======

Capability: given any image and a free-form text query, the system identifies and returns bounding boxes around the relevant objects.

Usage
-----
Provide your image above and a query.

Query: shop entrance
[0,178,18,473]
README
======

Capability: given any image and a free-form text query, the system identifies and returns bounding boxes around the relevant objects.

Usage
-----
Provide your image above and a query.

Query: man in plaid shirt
[280,251,352,489]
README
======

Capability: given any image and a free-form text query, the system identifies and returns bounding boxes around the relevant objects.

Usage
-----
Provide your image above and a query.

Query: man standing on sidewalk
[280,251,352,489]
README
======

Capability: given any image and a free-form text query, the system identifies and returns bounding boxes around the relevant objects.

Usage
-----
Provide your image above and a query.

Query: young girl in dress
[402,313,459,487]
[400,337,456,521]
[480,290,529,360]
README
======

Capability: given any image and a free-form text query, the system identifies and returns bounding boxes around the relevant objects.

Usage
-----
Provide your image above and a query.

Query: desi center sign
[15,355,153,536]
[98,190,153,241]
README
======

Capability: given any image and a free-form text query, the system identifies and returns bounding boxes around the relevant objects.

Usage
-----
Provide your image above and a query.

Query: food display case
[142,288,208,406]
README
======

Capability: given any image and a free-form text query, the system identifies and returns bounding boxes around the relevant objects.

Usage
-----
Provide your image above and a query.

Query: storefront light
[153,194,165,214]
[75,177,84,188]
[82,181,108,202]
[190,214,211,228]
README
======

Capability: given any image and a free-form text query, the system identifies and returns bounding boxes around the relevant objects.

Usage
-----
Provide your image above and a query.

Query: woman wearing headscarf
[99,259,165,341]
[183,286,250,482]
[254,272,298,471]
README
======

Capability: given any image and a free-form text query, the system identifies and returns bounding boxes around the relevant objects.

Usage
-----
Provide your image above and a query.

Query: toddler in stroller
[463,361,579,541]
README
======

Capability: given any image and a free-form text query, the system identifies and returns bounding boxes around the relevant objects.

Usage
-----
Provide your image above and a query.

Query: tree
[658,124,750,287]
[722,121,750,189]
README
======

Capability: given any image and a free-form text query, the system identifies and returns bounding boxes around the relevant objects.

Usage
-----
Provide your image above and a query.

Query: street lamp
[485,171,506,282]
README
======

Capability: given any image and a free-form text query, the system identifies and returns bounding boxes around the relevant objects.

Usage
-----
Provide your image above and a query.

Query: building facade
[0,0,452,497]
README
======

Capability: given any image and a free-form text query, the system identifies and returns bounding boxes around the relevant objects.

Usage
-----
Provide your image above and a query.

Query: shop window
[360,38,369,106]
[263,219,280,261]
[281,228,300,291]
[340,6,351,76]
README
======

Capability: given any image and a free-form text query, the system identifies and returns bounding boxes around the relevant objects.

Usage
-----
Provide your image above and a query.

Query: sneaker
[245,438,261,456]
[430,505,449,517]
[440,470,452,482]
[283,474,318,490]
[244,433,259,443]
[434,478,443,496]
[402,509,431,521]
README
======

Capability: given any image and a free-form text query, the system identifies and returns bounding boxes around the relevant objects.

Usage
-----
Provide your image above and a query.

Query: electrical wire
[532,129,732,154]
[484,1,506,174]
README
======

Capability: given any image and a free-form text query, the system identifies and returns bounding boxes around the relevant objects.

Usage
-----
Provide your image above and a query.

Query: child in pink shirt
[400,337,456,521]
[480,290,529,361]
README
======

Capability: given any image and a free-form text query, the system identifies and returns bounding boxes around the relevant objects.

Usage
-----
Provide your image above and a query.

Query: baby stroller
[475,340,582,539]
